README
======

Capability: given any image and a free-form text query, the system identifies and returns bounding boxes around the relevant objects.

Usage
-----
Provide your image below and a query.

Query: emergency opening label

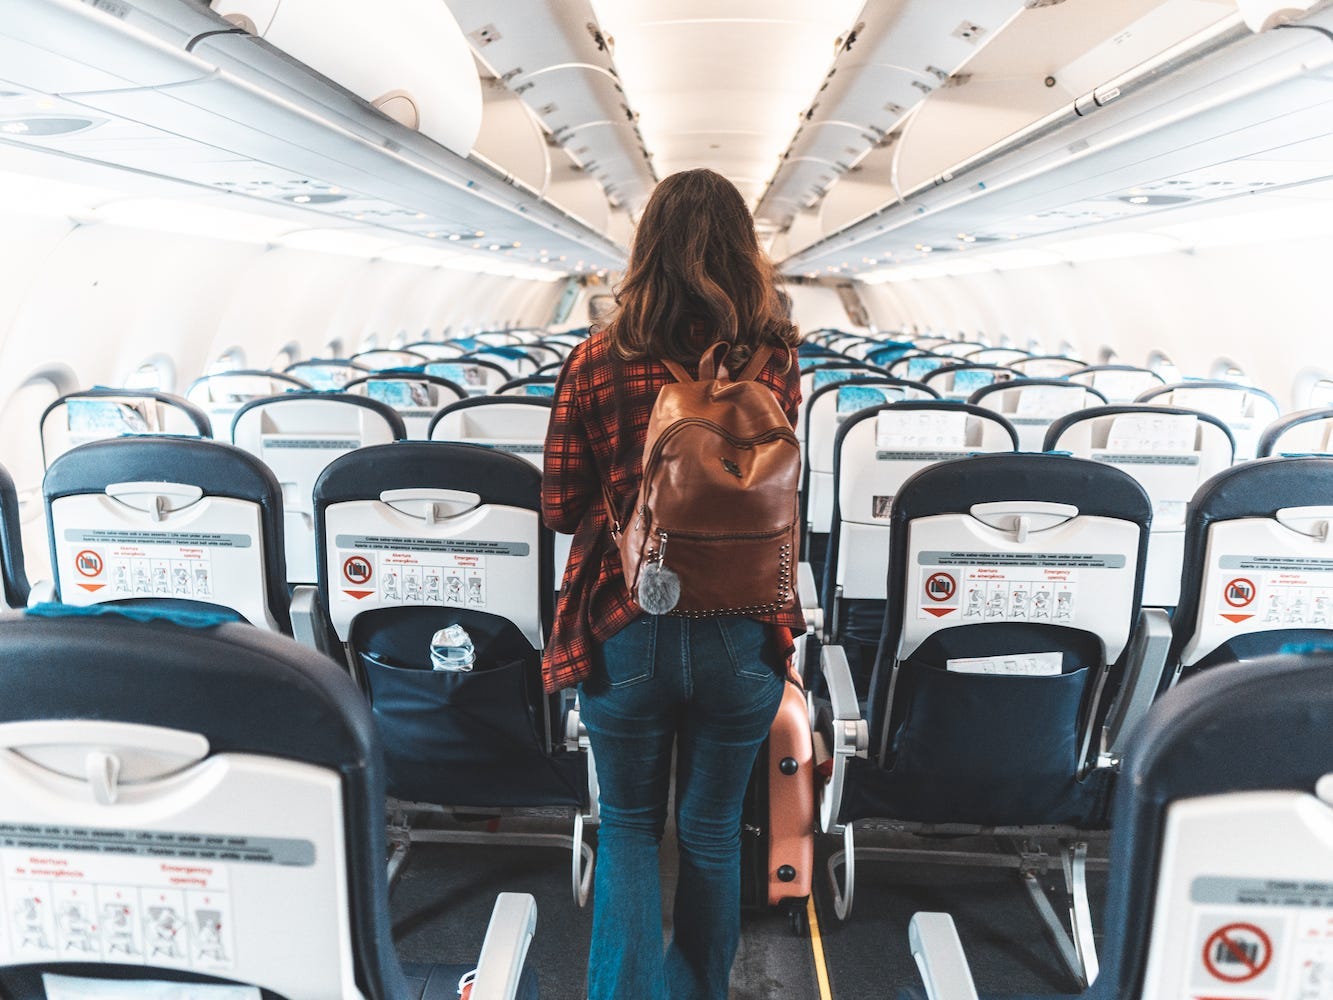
[0,829,310,975]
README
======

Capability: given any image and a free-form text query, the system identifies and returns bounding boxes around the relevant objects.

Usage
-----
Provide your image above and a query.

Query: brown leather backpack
[603,343,801,616]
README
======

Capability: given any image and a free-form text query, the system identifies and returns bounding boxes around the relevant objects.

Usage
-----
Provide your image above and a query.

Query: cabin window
[270,341,300,371]
[1311,380,1333,408]
[1210,357,1251,386]
[209,346,246,374]
[122,354,176,393]
[1147,350,1181,383]
[1291,368,1333,409]
[1,368,77,517]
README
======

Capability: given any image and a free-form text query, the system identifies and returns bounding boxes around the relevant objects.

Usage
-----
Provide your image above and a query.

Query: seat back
[921,363,1019,401]
[968,378,1108,451]
[1137,381,1281,463]
[889,353,948,382]
[41,390,211,469]
[1170,457,1333,680]
[1092,652,1333,1000]
[801,378,939,538]
[1257,406,1333,457]
[350,349,430,371]
[403,340,468,360]
[185,370,312,433]
[231,394,405,584]
[1009,354,1087,378]
[462,348,540,379]
[929,341,987,359]
[344,373,466,440]
[43,438,289,632]
[867,453,1151,826]
[423,359,511,396]
[0,463,30,610]
[474,331,523,347]
[283,359,371,391]
[863,342,916,367]
[1046,405,1235,607]
[497,376,558,398]
[1066,364,1165,404]
[0,607,408,999]
[823,403,1018,611]
[965,347,1032,367]
[314,443,549,650]
[429,397,553,470]
[314,445,584,810]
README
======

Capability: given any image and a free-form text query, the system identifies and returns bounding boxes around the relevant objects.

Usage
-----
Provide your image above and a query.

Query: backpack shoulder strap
[738,344,773,382]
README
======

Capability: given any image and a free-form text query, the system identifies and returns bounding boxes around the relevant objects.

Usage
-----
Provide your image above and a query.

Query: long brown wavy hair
[602,169,799,368]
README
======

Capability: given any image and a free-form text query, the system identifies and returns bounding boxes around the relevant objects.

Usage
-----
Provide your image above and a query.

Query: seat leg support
[827,823,856,921]
[1018,840,1090,990]
[1065,841,1099,985]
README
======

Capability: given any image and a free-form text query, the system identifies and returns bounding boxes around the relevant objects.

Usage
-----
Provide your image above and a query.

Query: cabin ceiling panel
[756,0,1029,229]
[773,0,1248,249]
[0,0,624,274]
[588,0,865,208]
[443,0,657,215]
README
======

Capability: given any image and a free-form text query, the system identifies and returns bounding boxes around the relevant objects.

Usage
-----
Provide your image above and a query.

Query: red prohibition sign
[343,555,373,585]
[1223,577,1257,609]
[1202,922,1272,983]
[925,572,956,602]
[75,550,103,578]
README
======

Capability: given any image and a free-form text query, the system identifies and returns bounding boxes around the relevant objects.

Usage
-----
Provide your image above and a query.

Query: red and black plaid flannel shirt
[540,330,805,693]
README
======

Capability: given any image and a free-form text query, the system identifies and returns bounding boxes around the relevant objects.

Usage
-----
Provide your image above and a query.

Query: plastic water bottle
[429,625,475,672]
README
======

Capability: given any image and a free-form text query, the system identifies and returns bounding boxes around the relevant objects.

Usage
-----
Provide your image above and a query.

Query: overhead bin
[208,0,482,156]
[0,0,625,272]
[781,4,1333,276]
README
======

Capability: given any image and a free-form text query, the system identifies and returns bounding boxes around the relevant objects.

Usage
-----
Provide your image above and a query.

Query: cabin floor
[390,808,1109,998]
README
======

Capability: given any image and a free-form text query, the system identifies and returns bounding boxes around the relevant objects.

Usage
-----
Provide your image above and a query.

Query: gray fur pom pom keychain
[638,561,681,615]
[637,532,681,614]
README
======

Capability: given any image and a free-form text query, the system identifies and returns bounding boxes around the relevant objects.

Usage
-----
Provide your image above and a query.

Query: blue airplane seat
[904,648,1333,1000]
[313,442,594,904]
[1256,405,1333,456]
[0,462,30,609]
[817,402,1018,696]
[818,453,1162,986]
[42,437,291,633]
[0,605,538,999]
[1169,456,1333,685]
[40,388,213,469]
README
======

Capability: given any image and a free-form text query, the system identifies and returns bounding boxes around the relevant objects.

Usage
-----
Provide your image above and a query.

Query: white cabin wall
[786,284,857,336]
[0,210,566,587]
[858,236,1332,401]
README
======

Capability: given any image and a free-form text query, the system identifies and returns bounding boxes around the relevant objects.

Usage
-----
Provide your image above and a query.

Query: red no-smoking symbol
[75,550,103,578]
[1202,922,1272,983]
[925,572,956,602]
[343,556,373,585]
[1223,577,1256,609]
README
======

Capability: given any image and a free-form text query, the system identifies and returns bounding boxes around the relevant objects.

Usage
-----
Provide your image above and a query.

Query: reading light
[0,115,102,136]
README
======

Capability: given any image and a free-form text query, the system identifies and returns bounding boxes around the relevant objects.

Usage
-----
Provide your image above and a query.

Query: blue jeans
[580,614,785,1000]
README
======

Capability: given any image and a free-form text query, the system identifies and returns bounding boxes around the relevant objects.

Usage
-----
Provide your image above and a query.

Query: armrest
[909,913,980,1000]
[798,561,823,633]
[470,892,538,1000]
[289,585,331,655]
[26,579,55,608]
[823,645,862,723]
[818,645,868,834]
[1101,607,1173,758]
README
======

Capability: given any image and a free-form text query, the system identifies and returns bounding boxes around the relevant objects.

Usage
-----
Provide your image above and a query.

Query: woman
[542,168,804,1000]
